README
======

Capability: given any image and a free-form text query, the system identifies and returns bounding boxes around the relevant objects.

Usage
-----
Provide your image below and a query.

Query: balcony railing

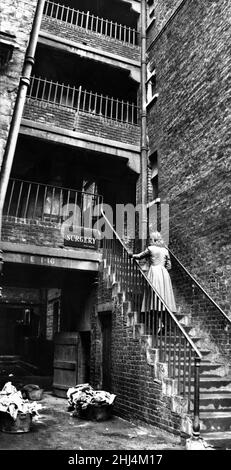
[4,179,102,226]
[27,76,139,125]
[43,0,139,45]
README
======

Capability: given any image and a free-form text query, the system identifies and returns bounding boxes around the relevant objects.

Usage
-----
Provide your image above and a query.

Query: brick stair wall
[90,266,193,437]
[171,258,231,361]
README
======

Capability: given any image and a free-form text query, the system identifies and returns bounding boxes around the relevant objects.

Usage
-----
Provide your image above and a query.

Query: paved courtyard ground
[0,392,185,450]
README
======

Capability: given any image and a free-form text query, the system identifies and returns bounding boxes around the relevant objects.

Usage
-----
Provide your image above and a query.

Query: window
[147,0,156,29]
[149,151,159,202]
[146,65,159,107]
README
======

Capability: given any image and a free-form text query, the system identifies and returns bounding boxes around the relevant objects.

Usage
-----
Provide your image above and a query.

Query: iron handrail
[27,76,139,125]
[43,0,139,45]
[101,209,202,359]
[101,208,201,437]
[168,247,231,326]
[10,177,101,198]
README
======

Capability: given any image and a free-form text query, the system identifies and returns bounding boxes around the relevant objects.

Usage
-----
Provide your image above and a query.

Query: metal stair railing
[101,210,202,438]
[168,247,231,327]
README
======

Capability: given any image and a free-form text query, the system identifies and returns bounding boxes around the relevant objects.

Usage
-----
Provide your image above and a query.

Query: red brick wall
[41,17,140,62]
[23,99,141,146]
[147,0,231,315]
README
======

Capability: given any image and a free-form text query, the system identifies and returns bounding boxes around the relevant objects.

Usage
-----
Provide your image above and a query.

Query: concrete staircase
[175,311,231,449]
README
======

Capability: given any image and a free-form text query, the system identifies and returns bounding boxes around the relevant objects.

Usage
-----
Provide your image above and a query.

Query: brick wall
[170,259,231,360]
[23,99,76,130]
[147,0,231,316]
[2,216,100,253]
[0,0,37,169]
[41,16,140,63]
[2,216,63,248]
[90,280,186,436]
[23,99,141,146]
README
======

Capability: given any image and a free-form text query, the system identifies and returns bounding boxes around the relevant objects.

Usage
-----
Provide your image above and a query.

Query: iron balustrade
[3,179,102,227]
[43,0,139,45]
[168,247,231,328]
[27,76,139,125]
[101,210,202,438]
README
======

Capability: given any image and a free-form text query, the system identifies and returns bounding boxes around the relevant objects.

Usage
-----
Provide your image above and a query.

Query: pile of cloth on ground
[67,383,116,413]
[0,382,42,420]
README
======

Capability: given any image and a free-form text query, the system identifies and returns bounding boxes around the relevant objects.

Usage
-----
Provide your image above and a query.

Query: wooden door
[53,332,79,397]
[100,313,112,392]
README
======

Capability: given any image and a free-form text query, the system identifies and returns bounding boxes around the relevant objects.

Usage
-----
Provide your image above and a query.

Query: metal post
[0,250,3,299]
[140,0,148,250]
[193,356,201,439]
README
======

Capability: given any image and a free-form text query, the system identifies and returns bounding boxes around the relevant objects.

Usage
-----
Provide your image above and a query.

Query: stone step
[186,377,231,393]
[202,431,231,450]
[200,393,231,411]
[200,411,231,432]
[174,361,228,377]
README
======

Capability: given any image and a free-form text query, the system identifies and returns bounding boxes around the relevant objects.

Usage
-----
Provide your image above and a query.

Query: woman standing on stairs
[132,232,176,330]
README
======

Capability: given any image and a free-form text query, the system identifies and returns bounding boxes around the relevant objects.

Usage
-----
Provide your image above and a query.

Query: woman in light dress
[133,232,176,329]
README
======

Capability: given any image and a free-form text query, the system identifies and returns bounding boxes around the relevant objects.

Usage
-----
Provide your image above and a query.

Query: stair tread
[202,431,231,439]
[200,376,231,382]
[200,411,231,417]
[200,393,231,399]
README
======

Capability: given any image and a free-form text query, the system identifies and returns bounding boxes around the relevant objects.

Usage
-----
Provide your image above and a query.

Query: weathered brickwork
[2,216,63,248]
[23,99,76,130]
[75,112,140,146]
[0,0,37,169]
[147,0,185,47]
[41,17,140,63]
[170,259,231,360]
[2,216,100,254]
[147,0,231,315]
[90,281,185,436]
[23,99,141,146]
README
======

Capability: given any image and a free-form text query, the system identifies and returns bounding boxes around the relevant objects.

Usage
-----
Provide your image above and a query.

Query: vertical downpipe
[140,0,148,250]
[193,356,201,439]
[0,0,46,294]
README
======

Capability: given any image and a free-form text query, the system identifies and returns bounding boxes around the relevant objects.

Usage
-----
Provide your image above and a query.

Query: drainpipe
[140,0,148,250]
[0,0,45,295]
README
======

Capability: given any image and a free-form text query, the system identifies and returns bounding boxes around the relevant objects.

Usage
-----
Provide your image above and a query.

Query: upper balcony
[1,178,102,272]
[40,0,140,71]
[22,75,141,169]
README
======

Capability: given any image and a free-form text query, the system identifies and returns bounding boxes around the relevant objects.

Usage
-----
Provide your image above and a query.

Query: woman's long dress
[136,245,176,312]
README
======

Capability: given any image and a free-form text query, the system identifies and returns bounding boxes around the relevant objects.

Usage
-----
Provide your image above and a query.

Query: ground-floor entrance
[0,262,96,388]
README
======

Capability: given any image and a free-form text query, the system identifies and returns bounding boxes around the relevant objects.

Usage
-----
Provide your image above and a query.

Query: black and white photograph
[0,0,230,462]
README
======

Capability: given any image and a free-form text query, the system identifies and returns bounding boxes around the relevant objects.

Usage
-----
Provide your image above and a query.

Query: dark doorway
[0,306,24,355]
[100,312,112,391]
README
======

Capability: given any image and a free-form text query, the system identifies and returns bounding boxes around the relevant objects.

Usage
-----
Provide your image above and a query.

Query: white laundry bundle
[0,382,42,420]
[67,383,116,411]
